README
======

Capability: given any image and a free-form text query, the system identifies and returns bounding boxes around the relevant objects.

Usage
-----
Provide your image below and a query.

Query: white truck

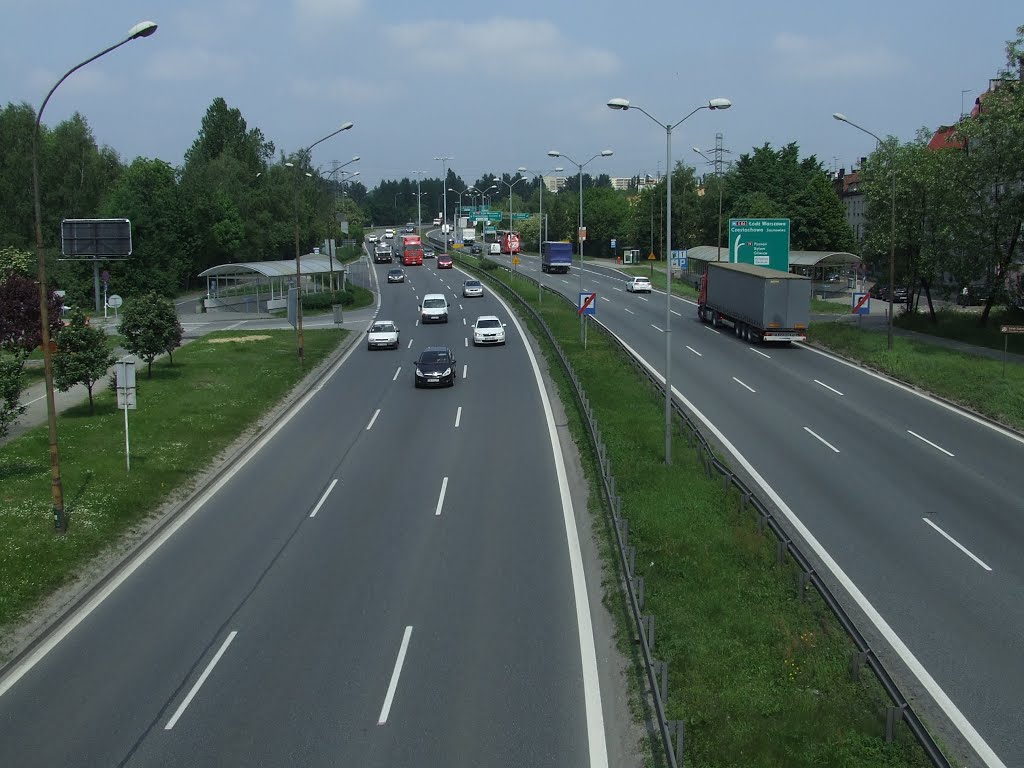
[462,227,477,245]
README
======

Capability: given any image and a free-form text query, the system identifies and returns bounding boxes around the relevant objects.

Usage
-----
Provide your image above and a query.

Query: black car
[413,346,457,388]
[470,244,482,254]
[387,268,406,283]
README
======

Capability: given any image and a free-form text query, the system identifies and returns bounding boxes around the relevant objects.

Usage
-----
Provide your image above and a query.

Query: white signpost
[107,293,123,320]
[115,358,136,472]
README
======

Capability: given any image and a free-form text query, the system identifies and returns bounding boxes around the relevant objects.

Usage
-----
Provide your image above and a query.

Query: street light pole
[287,121,354,363]
[414,170,425,231]
[32,19,158,533]
[833,113,896,351]
[546,149,613,341]
[434,156,452,252]
[693,147,724,262]
[608,96,731,465]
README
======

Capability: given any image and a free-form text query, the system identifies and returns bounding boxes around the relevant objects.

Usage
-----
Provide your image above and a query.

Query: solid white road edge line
[907,430,955,457]
[164,631,238,730]
[922,518,992,572]
[393,367,401,381]
[455,406,462,428]
[686,346,702,357]
[602,322,1007,768]
[732,376,756,393]
[489,287,609,768]
[309,479,339,518]
[366,409,381,431]
[797,341,1024,447]
[377,626,413,725]
[0,321,369,701]
[434,476,449,517]
[814,379,844,396]
[803,426,841,453]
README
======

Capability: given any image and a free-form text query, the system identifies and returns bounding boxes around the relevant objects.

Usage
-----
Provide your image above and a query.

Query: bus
[495,230,521,255]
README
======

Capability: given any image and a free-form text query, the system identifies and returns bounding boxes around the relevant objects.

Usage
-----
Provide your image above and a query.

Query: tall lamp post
[546,149,613,340]
[608,96,731,465]
[518,165,563,248]
[434,155,452,251]
[32,19,158,533]
[286,121,354,363]
[413,171,425,231]
[497,173,527,252]
[692,147,724,262]
[833,112,896,351]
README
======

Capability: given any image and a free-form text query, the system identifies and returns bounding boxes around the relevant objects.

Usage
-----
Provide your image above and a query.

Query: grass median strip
[809,321,1024,432]
[0,329,347,647]
[482,262,932,767]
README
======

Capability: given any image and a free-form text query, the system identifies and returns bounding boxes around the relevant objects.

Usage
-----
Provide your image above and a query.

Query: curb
[0,326,363,678]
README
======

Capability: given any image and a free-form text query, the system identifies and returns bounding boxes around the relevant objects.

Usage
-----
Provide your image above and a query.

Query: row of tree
[1,25,1019,324]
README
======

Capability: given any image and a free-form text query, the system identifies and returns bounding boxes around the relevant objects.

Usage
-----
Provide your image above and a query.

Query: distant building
[541,175,567,193]
[833,162,867,245]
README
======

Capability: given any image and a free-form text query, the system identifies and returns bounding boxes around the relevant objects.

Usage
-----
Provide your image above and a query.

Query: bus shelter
[198,254,347,313]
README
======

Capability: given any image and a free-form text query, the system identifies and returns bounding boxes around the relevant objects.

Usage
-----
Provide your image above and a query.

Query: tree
[0,264,63,437]
[118,292,183,377]
[53,310,113,414]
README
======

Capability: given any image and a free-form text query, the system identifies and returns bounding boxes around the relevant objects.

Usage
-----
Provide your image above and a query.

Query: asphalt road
[0,251,608,766]
[483,244,1023,768]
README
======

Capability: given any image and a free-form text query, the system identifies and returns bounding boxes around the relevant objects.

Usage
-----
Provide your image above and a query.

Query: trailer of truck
[697,261,810,343]
[541,241,573,273]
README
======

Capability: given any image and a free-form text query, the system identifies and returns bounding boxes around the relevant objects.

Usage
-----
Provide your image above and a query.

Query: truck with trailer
[399,234,424,266]
[697,261,810,343]
[541,241,573,274]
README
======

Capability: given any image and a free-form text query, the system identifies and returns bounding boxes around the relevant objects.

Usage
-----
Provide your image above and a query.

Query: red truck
[400,234,423,266]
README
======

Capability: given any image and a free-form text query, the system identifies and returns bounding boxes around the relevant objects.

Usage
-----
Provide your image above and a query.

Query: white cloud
[294,0,364,25]
[386,17,619,79]
[771,33,903,80]
[292,74,391,108]
[146,48,248,82]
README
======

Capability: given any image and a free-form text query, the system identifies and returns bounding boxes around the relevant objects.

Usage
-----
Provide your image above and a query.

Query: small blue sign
[578,292,597,316]
[611,238,617,249]
[852,292,871,316]
[671,249,687,269]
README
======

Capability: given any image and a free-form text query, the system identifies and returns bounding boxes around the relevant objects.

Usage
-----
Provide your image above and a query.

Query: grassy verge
[895,307,1024,354]
[0,329,347,641]
[467,255,932,767]
[809,322,1024,431]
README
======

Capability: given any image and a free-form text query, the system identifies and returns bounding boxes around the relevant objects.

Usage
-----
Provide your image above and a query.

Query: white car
[367,234,379,243]
[366,320,400,350]
[384,229,395,239]
[626,276,653,293]
[472,315,506,346]
[420,293,449,324]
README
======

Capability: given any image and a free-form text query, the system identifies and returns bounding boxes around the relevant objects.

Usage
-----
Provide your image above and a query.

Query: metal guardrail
[437,238,953,768]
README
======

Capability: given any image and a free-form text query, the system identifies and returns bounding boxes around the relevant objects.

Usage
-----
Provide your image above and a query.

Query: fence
[443,240,952,768]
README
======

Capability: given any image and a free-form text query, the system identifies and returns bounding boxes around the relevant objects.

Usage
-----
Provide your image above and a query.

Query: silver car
[462,279,484,298]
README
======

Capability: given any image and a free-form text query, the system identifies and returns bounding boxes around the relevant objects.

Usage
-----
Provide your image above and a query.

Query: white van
[419,293,450,324]
[488,242,501,255]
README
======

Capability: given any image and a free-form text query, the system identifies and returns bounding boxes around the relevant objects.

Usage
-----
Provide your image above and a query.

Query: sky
[4,1,1021,201]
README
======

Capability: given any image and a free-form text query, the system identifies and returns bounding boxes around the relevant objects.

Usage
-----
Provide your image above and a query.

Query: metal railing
[436,237,953,768]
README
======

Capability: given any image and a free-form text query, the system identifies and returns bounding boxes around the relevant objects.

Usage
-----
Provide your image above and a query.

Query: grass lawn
[895,307,1024,354]
[809,322,1024,431]
[0,329,348,643]
[472,259,932,767]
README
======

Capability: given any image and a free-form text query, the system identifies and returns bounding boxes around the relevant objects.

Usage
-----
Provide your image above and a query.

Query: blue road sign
[578,292,597,316]
[852,292,871,315]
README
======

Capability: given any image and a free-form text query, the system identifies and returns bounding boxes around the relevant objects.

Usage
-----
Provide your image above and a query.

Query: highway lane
[0,253,606,766]
[487,244,1023,767]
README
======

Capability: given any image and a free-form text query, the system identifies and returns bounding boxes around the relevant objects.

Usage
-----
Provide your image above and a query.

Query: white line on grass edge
[0,320,368,701]
[604,323,1006,768]
[490,287,609,767]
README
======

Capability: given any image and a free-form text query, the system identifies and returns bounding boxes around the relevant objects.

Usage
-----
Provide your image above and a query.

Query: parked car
[413,346,457,388]
[387,268,406,283]
[366,320,400,350]
[462,279,483,298]
[472,315,506,346]
[437,254,454,269]
[626,276,653,293]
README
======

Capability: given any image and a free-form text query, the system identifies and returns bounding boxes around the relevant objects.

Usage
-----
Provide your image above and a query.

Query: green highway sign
[728,218,791,272]
[511,213,531,220]
[474,211,503,222]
